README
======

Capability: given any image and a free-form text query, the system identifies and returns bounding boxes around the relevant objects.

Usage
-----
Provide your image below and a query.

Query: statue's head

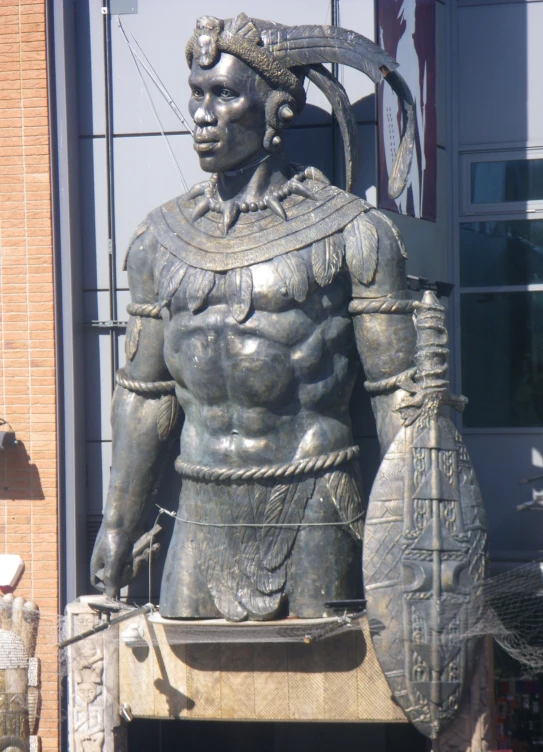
[186,15,306,174]
[185,13,415,197]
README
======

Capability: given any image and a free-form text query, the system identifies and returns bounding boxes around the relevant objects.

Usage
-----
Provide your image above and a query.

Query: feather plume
[185,268,215,312]
[153,245,170,295]
[383,71,416,199]
[262,25,398,84]
[344,214,379,286]
[312,233,344,287]
[304,64,360,191]
[274,252,309,303]
[261,478,315,571]
[325,469,365,540]
[158,258,188,306]
[156,395,180,442]
[226,267,253,323]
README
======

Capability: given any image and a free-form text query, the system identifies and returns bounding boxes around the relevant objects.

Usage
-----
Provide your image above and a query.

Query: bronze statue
[88,13,490,739]
[90,13,417,622]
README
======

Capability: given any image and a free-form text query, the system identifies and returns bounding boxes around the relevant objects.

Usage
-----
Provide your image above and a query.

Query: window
[461,150,543,216]
[459,152,543,428]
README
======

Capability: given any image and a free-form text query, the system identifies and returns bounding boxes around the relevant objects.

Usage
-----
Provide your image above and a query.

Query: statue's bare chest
[159,245,354,406]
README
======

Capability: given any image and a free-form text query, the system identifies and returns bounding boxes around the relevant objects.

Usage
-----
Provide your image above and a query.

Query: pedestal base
[65,598,496,751]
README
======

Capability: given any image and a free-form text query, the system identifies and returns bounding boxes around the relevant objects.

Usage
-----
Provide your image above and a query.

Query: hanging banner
[378,0,436,220]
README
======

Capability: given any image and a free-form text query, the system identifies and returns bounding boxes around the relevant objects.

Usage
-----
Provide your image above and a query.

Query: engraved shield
[363,414,488,739]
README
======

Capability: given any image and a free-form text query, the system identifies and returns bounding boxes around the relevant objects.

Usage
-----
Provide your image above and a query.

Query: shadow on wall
[0,441,44,501]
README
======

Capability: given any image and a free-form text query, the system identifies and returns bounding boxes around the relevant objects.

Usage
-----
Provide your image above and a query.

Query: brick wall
[0,0,59,750]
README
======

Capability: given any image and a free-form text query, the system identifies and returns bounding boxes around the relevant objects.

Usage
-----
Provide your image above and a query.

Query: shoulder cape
[146,182,370,273]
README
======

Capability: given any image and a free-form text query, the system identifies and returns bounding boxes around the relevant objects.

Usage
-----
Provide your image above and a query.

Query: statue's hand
[90,526,133,597]
[90,523,163,597]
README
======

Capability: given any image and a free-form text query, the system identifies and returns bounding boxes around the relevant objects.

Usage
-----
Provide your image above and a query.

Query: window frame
[460,148,543,218]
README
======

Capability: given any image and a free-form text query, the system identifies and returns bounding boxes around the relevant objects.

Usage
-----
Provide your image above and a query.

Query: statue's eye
[191,87,204,99]
[219,88,236,100]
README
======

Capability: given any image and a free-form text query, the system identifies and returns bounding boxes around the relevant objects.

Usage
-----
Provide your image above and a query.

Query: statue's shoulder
[341,200,408,296]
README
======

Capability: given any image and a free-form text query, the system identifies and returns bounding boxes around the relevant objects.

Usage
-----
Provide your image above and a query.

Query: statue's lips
[193,139,219,154]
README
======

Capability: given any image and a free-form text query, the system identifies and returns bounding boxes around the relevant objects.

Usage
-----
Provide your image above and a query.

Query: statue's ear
[263,91,300,152]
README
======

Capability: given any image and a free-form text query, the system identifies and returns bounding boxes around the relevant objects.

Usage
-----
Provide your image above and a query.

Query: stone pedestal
[65,598,496,751]
[65,597,126,752]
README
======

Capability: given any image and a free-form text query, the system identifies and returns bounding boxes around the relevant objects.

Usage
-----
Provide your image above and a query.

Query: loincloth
[173,449,365,621]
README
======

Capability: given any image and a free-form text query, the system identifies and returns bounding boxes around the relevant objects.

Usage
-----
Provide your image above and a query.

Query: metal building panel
[85,441,113,514]
[436,1,446,147]
[83,291,115,442]
[108,0,332,136]
[80,138,109,291]
[110,0,138,13]
[350,124,378,203]
[76,1,105,137]
[458,4,543,146]
[336,0,377,123]
[112,132,200,286]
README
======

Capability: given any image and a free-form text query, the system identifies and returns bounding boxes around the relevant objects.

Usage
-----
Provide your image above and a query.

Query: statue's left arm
[345,208,416,456]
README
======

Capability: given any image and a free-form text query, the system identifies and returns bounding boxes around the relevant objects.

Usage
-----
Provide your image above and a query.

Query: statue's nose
[193,104,217,127]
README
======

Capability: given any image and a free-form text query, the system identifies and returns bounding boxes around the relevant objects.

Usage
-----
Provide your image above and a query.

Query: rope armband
[116,368,176,395]
[349,297,416,316]
[126,302,163,319]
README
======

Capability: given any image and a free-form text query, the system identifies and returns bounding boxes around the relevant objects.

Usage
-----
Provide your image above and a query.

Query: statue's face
[189,52,269,173]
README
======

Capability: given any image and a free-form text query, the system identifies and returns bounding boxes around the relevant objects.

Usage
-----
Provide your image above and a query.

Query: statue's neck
[215,153,289,205]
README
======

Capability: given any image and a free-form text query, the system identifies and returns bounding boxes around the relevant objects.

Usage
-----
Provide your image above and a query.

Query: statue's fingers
[103,557,123,598]
[1,593,14,632]
[11,595,25,637]
[22,601,39,656]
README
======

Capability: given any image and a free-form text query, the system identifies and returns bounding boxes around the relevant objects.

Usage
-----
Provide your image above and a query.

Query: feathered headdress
[186,13,415,198]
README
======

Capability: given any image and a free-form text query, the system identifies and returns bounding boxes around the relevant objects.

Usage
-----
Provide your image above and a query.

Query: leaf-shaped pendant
[312,233,345,287]
[274,252,309,303]
[157,258,188,306]
[344,213,379,285]
[122,220,148,271]
[153,245,170,295]
[226,267,253,323]
[157,395,180,441]
[125,315,142,361]
[186,268,215,312]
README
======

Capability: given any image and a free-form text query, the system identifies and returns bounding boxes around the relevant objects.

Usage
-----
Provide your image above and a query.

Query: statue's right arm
[90,223,181,597]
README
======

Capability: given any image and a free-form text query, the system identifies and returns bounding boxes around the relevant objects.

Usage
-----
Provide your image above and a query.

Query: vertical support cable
[103,0,119,391]
[330,0,340,187]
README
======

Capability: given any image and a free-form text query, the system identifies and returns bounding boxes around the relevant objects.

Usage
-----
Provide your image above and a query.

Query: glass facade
[460,220,543,288]
[471,158,543,204]
[461,291,543,427]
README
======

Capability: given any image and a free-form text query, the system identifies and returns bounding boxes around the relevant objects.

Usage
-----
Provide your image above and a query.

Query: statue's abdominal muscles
[163,252,358,466]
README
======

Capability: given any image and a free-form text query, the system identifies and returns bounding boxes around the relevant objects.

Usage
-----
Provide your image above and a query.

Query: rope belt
[175,445,360,483]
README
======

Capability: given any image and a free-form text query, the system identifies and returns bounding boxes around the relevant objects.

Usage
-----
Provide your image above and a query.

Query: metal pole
[102,0,119,391]
[330,0,340,187]
[59,603,154,649]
